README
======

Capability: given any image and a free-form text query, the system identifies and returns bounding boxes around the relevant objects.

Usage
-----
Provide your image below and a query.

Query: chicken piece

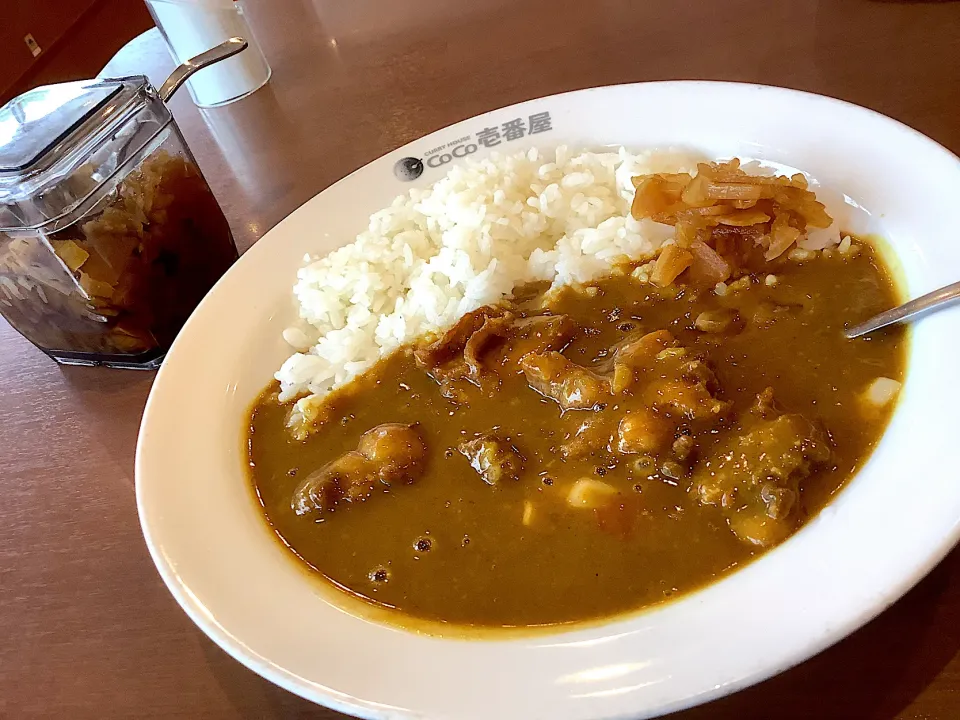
[611,330,676,392]
[615,330,676,366]
[498,315,577,365]
[616,408,673,454]
[430,363,496,402]
[458,433,524,485]
[520,351,611,411]
[414,306,503,368]
[428,352,505,402]
[642,349,730,421]
[692,400,831,547]
[292,423,425,515]
[608,329,728,420]
[292,451,372,514]
[356,423,427,482]
[463,314,517,374]
[418,309,576,403]
[463,313,576,374]
[425,312,576,402]
[561,415,614,459]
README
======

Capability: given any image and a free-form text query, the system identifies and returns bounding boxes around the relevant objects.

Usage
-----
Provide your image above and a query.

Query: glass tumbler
[145,0,272,107]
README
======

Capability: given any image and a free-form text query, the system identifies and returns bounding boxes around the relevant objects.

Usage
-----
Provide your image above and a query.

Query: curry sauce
[248,244,905,628]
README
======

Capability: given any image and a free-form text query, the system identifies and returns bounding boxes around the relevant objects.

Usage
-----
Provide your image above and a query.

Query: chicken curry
[247,243,905,628]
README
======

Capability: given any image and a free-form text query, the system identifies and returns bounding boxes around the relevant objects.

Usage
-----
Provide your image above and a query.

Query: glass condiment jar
[0,71,239,368]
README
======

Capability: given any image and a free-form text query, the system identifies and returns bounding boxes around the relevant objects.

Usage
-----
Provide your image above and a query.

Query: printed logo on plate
[393,111,553,182]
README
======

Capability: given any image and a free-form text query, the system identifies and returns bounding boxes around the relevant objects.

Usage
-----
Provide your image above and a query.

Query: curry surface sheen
[248,247,905,628]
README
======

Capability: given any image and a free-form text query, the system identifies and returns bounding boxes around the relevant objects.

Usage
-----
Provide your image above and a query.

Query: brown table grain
[3,1,960,717]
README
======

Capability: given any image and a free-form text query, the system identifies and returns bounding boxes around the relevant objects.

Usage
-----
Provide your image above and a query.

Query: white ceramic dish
[136,82,960,720]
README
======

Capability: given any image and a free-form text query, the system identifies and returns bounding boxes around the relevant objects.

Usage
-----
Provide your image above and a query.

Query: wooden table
[3,1,960,717]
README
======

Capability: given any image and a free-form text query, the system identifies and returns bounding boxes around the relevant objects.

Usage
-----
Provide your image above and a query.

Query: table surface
[4,1,960,717]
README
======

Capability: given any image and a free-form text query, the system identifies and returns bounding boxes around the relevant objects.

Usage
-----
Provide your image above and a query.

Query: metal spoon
[844,280,960,339]
[157,37,249,102]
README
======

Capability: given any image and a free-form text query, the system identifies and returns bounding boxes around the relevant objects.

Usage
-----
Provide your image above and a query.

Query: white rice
[275,146,839,426]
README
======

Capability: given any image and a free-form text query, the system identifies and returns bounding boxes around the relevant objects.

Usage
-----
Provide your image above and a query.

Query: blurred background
[0,0,154,105]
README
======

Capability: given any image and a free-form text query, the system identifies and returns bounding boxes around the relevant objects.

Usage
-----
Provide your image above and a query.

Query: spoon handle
[845,280,960,339]
[158,37,248,103]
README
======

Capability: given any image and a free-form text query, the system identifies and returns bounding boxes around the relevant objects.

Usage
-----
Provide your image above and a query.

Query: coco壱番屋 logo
[392,111,554,182]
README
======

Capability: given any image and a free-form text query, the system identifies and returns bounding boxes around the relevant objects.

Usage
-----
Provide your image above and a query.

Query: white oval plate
[137,82,960,720]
